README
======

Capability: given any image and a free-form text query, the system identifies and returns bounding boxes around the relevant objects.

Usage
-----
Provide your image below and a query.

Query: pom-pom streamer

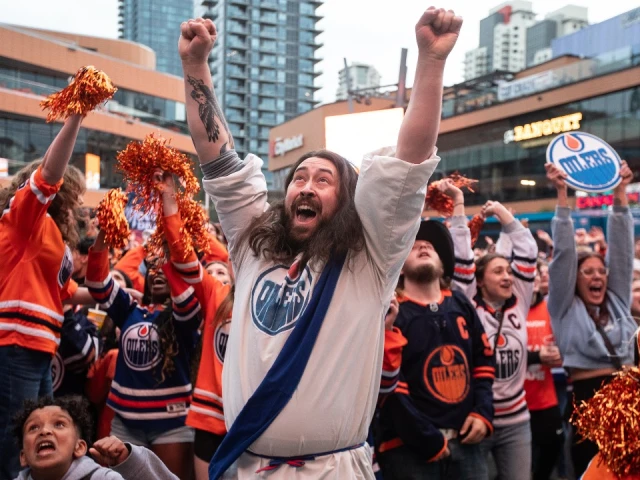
[468,214,485,247]
[571,367,640,478]
[117,134,199,215]
[96,189,130,249]
[40,66,117,122]
[426,173,478,217]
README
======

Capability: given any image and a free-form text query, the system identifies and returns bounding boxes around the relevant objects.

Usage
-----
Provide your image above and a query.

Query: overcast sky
[2,0,638,104]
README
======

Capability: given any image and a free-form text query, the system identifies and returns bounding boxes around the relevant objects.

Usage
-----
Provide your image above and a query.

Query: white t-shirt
[203,148,439,477]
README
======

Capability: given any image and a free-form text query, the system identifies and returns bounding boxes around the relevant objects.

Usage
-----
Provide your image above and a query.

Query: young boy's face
[20,406,87,477]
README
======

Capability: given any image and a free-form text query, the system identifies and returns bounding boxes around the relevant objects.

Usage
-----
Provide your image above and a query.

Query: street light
[520,179,536,186]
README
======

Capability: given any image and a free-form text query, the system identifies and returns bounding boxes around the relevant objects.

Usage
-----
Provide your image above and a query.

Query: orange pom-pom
[147,196,210,263]
[96,188,130,249]
[117,134,199,215]
[468,214,485,247]
[571,367,640,478]
[426,172,478,217]
[40,66,117,122]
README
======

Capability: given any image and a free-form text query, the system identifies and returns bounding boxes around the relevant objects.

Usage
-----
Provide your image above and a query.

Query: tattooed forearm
[187,75,234,151]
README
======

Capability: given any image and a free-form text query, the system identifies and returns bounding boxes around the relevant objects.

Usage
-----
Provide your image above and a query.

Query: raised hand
[616,160,633,189]
[415,7,463,61]
[179,18,217,66]
[437,178,463,202]
[545,163,567,191]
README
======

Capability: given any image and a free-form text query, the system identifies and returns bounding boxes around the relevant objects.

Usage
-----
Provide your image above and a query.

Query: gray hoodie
[14,444,178,480]
[548,206,636,370]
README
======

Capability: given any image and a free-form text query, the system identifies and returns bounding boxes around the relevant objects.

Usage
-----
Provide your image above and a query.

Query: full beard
[404,264,442,284]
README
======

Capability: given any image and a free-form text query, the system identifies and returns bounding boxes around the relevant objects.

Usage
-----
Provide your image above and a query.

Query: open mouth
[151,277,167,289]
[36,441,55,455]
[295,204,318,223]
[589,285,604,294]
[500,282,512,289]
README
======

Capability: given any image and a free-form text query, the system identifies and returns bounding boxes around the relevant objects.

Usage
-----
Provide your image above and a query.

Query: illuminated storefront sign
[504,112,582,144]
[270,134,304,157]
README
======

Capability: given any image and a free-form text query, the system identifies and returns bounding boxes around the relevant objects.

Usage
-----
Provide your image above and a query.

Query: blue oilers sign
[546,132,622,193]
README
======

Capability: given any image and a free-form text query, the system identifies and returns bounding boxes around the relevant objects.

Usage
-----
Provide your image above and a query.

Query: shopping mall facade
[268,48,640,234]
[0,24,196,207]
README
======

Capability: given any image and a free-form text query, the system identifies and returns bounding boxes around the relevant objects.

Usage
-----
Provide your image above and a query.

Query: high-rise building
[552,6,640,59]
[463,2,589,80]
[118,0,194,76]
[195,0,323,191]
[527,6,587,66]
[336,62,381,101]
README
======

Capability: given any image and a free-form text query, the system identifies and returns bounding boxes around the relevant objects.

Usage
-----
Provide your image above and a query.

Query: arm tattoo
[187,75,234,152]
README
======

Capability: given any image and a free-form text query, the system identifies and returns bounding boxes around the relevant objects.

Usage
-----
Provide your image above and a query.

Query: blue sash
[208,254,347,479]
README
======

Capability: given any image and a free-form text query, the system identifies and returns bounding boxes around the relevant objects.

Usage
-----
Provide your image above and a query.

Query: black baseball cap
[415,220,455,279]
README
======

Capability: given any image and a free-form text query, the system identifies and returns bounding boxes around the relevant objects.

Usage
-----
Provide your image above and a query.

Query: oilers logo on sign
[546,132,622,193]
[122,323,162,371]
[251,263,313,336]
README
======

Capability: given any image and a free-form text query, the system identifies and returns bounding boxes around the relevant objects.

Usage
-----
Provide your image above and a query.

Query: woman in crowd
[443,181,538,480]
[524,260,564,480]
[155,170,232,480]
[86,224,202,480]
[0,115,88,479]
[546,161,636,477]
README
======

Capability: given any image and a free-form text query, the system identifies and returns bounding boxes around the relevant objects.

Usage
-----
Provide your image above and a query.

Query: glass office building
[118,0,194,76]
[196,0,323,191]
[436,87,640,206]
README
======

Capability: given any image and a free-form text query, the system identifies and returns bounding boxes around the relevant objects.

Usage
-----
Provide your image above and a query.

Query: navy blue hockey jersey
[377,289,495,461]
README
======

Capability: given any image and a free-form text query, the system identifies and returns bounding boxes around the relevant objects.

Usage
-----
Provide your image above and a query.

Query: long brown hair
[238,150,365,266]
[0,161,85,248]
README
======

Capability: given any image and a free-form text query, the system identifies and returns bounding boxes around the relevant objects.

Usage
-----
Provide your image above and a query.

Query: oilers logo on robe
[491,330,524,381]
[251,262,313,335]
[122,322,161,371]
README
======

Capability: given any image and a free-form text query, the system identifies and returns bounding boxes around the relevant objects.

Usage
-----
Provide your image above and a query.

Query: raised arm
[40,115,82,184]
[396,8,462,164]
[546,163,577,320]
[483,201,537,303]
[440,183,477,300]
[606,161,634,304]
[179,18,233,163]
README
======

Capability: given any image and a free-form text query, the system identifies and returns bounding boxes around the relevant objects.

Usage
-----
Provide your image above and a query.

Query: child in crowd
[13,396,178,480]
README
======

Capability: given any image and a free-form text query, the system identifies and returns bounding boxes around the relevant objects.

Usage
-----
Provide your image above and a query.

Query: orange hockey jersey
[163,213,231,435]
[0,166,78,355]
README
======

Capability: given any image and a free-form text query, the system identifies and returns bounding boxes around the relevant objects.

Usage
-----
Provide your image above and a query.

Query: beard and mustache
[404,262,444,283]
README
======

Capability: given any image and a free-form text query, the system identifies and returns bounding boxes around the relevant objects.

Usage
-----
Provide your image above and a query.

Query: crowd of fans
[0,8,639,480]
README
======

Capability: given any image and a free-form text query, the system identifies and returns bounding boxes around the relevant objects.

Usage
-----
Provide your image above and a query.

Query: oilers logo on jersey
[122,323,162,371]
[51,352,64,392]
[214,322,230,363]
[491,331,524,381]
[423,345,470,404]
[250,263,313,335]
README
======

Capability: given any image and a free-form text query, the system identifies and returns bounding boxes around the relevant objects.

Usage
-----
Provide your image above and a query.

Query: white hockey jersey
[449,215,537,427]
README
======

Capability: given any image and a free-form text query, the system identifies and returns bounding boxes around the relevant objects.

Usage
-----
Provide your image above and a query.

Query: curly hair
[13,395,93,448]
[238,150,365,267]
[0,161,86,248]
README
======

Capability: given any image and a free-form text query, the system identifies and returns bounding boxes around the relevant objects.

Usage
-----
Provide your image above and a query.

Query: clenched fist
[415,7,463,61]
[179,18,217,66]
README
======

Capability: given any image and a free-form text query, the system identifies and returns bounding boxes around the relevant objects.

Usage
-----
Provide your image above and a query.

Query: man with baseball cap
[376,220,496,480]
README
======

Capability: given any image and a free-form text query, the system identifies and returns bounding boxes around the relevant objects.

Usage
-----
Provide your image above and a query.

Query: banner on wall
[546,132,622,193]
